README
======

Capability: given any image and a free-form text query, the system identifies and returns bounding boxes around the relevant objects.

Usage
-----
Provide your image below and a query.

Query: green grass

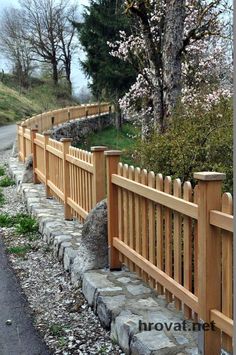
[0,166,6,176]
[0,74,78,125]
[0,213,38,235]
[0,176,15,187]
[0,189,5,206]
[49,323,65,337]
[76,123,138,165]
[6,245,32,257]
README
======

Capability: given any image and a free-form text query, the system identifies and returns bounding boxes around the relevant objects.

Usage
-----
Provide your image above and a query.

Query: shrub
[6,245,32,257]
[0,189,5,206]
[0,213,38,235]
[135,98,233,193]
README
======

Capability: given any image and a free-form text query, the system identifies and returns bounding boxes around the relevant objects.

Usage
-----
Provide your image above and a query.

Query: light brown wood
[67,197,88,220]
[141,169,148,282]
[221,193,233,352]
[164,176,172,304]
[148,171,155,288]
[111,175,198,219]
[210,210,233,232]
[113,238,198,313]
[117,163,124,264]
[92,146,107,205]
[128,166,135,271]
[123,164,129,268]
[173,179,182,310]
[31,129,40,184]
[61,138,72,220]
[210,309,233,337]
[156,174,164,294]
[196,177,222,354]
[47,179,64,201]
[183,181,192,319]
[44,132,52,198]
[105,151,122,269]
[134,167,141,276]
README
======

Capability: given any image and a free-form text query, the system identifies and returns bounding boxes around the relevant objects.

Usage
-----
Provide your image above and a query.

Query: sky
[0,0,89,96]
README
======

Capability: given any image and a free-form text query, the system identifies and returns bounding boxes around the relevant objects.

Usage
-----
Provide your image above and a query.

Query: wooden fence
[17,104,233,354]
[105,152,233,355]
[31,131,106,222]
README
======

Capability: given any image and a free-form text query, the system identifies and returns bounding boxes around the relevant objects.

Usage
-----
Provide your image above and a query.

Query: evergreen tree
[75,0,136,127]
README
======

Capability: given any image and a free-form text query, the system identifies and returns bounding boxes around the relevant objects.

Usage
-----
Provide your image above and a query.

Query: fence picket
[164,176,173,303]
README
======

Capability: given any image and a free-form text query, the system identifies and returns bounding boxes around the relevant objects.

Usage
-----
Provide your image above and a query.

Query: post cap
[43,130,52,136]
[60,138,73,143]
[104,150,122,156]
[31,128,38,132]
[194,172,226,181]
[91,146,107,152]
[21,123,27,127]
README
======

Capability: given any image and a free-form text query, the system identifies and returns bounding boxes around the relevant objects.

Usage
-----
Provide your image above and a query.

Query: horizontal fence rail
[17,102,111,162]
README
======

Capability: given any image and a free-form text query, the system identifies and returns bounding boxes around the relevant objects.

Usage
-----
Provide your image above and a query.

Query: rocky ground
[0,148,123,355]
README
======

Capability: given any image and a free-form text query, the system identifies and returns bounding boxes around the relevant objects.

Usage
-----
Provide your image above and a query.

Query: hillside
[0,75,79,126]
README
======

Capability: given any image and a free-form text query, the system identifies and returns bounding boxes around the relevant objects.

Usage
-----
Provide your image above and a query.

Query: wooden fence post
[16,123,21,161]
[21,123,27,162]
[194,171,226,355]
[91,146,107,205]
[44,131,52,198]
[61,138,73,220]
[30,128,40,184]
[104,150,122,270]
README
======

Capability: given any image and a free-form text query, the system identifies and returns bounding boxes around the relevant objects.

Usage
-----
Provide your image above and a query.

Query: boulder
[22,154,33,183]
[71,199,108,281]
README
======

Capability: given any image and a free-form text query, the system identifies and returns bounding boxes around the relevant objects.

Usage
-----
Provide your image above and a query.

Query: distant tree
[19,0,77,91]
[0,7,34,89]
[75,0,136,128]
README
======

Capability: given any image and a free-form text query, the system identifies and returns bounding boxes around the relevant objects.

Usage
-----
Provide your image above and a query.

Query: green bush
[135,98,233,193]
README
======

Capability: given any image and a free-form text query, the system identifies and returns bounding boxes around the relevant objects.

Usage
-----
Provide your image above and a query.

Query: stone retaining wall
[9,157,198,355]
[51,113,114,146]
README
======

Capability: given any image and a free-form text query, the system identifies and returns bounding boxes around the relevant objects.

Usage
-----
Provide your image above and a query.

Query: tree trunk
[162,0,185,119]
[52,58,58,85]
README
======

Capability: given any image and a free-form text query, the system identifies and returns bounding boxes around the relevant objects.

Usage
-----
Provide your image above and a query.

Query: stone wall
[51,113,114,146]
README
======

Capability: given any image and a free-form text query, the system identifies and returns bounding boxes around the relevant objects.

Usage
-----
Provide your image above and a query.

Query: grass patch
[0,213,38,235]
[76,123,138,165]
[0,176,15,187]
[0,189,5,206]
[0,166,6,176]
[6,245,32,257]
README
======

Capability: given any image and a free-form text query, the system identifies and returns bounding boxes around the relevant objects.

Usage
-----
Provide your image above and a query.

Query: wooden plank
[123,164,129,269]
[67,197,88,220]
[173,179,182,310]
[221,193,233,352]
[210,309,233,337]
[118,163,124,264]
[148,171,155,288]
[128,166,135,272]
[134,167,141,276]
[210,210,233,233]
[113,238,198,313]
[156,174,163,294]
[183,181,193,319]
[46,144,63,159]
[112,175,198,219]
[141,169,148,282]
[164,176,172,304]
[35,168,46,183]
[47,179,64,201]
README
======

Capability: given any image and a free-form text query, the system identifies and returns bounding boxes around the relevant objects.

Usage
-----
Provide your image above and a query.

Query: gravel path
[0,148,123,355]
